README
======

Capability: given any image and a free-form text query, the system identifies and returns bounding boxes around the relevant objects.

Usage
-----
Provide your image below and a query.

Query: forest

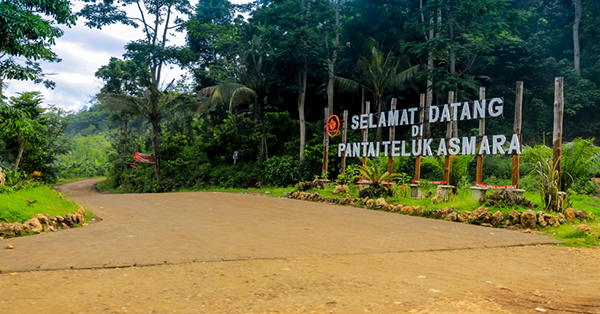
[1,0,600,194]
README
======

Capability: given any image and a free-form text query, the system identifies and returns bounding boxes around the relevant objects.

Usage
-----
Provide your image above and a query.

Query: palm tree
[335,38,420,142]
[198,37,271,164]
[99,85,196,180]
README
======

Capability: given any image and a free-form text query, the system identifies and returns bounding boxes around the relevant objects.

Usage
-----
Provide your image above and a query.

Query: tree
[573,0,582,71]
[80,0,194,179]
[0,93,47,171]
[335,38,419,142]
[198,37,271,163]
[0,0,76,96]
[98,85,196,180]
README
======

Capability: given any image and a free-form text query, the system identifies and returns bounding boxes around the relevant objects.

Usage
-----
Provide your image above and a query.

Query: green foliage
[421,155,474,187]
[262,156,311,187]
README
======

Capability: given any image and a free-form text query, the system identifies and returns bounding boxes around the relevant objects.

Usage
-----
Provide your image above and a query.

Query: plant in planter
[355,165,398,198]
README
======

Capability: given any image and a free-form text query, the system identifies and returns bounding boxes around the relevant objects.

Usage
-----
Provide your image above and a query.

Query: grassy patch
[0,186,80,223]
[544,222,600,248]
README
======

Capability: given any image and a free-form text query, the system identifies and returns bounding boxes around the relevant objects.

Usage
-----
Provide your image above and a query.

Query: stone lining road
[0,178,558,273]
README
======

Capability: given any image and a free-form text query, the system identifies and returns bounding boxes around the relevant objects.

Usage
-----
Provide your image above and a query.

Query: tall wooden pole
[322,108,329,175]
[443,91,454,183]
[476,87,486,184]
[415,94,425,181]
[512,81,523,187]
[362,101,370,167]
[341,110,348,175]
[387,98,397,174]
[553,77,564,190]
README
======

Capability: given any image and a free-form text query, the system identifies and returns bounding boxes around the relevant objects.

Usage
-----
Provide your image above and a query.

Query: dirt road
[0,179,598,313]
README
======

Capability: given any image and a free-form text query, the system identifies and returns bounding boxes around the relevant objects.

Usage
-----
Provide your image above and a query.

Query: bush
[262,156,312,187]
[479,190,538,209]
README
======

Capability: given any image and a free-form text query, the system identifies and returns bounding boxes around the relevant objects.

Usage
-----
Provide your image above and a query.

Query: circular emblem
[327,115,340,137]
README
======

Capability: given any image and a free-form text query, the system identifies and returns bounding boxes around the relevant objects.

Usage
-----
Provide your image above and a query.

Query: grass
[57,176,104,185]
[544,223,600,248]
[0,185,81,223]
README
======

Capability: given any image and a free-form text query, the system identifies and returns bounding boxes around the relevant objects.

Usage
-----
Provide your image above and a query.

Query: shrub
[262,156,312,187]
[479,190,538,209]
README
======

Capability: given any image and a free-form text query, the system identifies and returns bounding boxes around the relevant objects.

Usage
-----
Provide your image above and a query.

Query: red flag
[134,152,155,163]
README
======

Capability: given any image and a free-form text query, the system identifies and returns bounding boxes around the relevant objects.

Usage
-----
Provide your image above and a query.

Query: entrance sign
[327,114,340,137]
[134,152,155,163]
[338,98,521,158]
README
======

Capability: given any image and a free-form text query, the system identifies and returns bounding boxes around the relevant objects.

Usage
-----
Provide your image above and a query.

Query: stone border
[287,190,597,231]
[0,209,88,239]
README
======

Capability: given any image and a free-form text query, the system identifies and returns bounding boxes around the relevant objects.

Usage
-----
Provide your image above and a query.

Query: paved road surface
[0,178,557,273]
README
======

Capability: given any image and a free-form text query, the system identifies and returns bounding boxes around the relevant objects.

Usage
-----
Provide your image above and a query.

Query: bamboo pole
[387,98,397,174]
[322,108,329,175]
[476,87,486,184]
[443,91,454,183]
[553,77,564,190]
[512,81,523,187]
[341,110,348,175]
[415,93,425,181]
[362,101,370,167]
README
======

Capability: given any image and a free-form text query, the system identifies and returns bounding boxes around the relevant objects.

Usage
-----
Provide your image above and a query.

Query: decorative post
[322,108,329,174]
[387,98,397,174]
[476,87,486,184]
[414,94,425,181]
[341,110,348,175]
[553,77,564,189]
[443,91,454,183]
[512,81,523,187]
[362,101,370,167]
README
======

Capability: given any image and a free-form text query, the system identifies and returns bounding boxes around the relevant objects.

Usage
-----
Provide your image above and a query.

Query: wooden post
[512,81,523,187]
[415,93,425,181]
[387,98,397,174]
[553,77,564,190]
[443,91,454,183]
[322,108,329,175]
[476,87,486,184]
[362,101,370,167]
[341,110,348,175]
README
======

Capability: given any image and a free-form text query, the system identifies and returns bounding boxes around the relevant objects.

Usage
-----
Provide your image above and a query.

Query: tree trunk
[259,116,268,164]
[422,0,435,138]
[375,95,382,143]
[298,65,307,160]
[0,77,4,98]
[13,139,25,171]
[151,121,160,180]
[573,0,582,71]
[452,91,458,138]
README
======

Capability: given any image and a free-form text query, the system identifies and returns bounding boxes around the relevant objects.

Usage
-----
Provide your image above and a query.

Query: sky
[4,0,250,113]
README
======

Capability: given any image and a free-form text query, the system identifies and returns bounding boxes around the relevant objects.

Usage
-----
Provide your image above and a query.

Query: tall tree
[0,0,75,96]
[80,0,193,179]
[573,0,582,71]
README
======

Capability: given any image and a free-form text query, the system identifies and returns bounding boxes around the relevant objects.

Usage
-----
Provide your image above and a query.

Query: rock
[33,214,49,225]
[565,208,577,222]
[332,185,349,195]
[458,212,469,222]
[575,224,591,234]
[576,238,586,242]
[375,198,388,208]
[391,205,402,212]
[521,210,537,229]
[23,218,43,233]
[446,212,458,222]
[5,244,14,249]
[590,213,596,221]
[413,206,423,216]
[537,211,547,227]
[523,229,531,233]
[56,215,65,223]
[66,214,78,226]
[557,213,567,224]
[401,206,414,215]
[431,187,443,204]
[575,209,586,222]
[441,207,450,219]
[481,223,493,228]
[60,222,69,229]
[340,196,353,205]
[548,215,560,227]
[491,211,505,226]
[352,198,360,205]
[508,210,521,225]
[366,199,374,208]
[264,191,271,194]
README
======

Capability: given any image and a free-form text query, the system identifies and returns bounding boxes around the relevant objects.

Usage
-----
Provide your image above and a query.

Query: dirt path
[0,179,599,313]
